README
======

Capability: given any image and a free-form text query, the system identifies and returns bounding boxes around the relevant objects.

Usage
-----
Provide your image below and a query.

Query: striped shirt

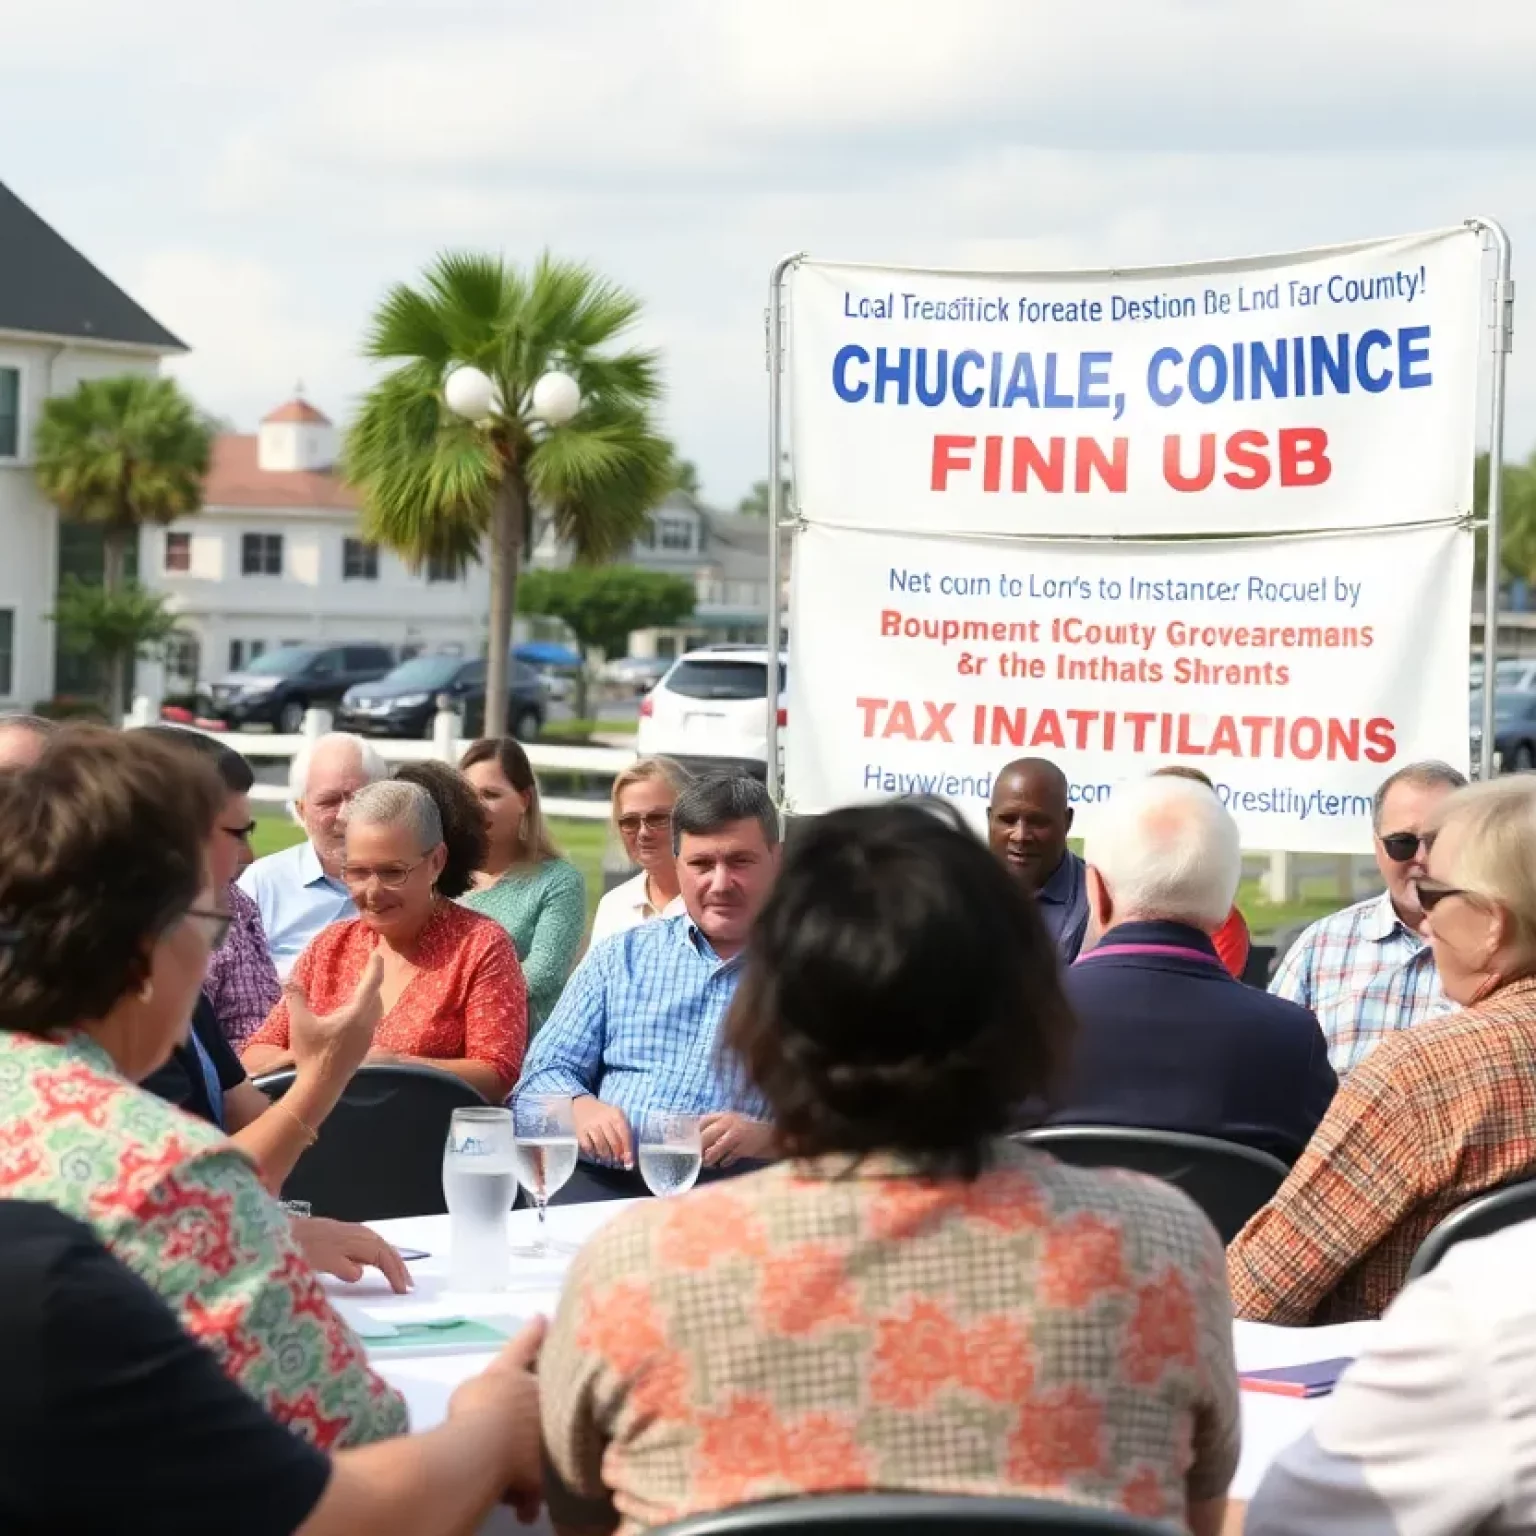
[514,914,766,1145]
[1268,891,1451,1073]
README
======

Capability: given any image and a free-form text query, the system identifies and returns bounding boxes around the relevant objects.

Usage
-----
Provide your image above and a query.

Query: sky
[4,0,1535,509]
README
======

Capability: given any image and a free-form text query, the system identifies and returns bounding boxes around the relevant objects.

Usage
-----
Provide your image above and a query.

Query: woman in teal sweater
[458,737,586,1033]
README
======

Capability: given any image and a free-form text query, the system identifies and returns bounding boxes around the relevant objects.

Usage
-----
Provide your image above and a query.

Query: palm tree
[346,253,674,735]
[34,374,212,720]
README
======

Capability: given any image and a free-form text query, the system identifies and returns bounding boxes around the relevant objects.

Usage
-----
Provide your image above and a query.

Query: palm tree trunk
[484,474,524,739]
[102,528,128,725]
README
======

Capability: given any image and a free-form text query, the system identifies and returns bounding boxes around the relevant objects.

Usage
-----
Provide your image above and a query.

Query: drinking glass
[511,1094,579,1257]
[638,1112,703,1198]
[442,1106,515,1290]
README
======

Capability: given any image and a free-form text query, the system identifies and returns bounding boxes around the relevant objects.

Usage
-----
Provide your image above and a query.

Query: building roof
[0,180,184,352]
[203,434,359,511]
[262,397,331,425]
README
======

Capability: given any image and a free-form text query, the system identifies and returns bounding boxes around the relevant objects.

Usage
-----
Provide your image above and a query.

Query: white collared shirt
[588,871,686,948]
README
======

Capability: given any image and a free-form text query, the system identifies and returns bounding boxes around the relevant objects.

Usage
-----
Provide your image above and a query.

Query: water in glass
[639,1112,703,1197]
[512,1094,578,1256]
[442,1106,515,1289]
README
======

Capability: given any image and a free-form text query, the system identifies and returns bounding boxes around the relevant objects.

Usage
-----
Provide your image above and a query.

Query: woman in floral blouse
[0,726,405,1449]
[541,800,1239,1536]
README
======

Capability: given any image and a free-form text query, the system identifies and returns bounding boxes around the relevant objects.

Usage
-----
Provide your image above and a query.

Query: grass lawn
[252,812,614,911]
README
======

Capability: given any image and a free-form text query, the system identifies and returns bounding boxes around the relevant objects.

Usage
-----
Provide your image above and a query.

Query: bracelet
[272,1097,319,1146]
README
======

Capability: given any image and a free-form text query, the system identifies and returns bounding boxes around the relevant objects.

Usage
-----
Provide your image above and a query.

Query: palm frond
[529,402,675,563]
[352,249,671,572]
[34,375,211,532]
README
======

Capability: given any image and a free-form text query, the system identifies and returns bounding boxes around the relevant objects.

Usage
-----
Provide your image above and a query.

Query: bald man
[987,756,1089,962]
[0,715,52,773]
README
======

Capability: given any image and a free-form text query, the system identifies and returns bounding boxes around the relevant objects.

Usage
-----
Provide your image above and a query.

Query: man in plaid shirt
[1269,761,1466,1073]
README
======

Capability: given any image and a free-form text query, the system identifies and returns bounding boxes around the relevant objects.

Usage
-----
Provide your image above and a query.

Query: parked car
[209,643,395,733]
[599,655,670,694]
[336,654,546,740]
[636,646,786,779]
[1472,689,1536,774]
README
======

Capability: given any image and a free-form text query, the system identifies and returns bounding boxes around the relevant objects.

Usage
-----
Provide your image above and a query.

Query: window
[241,533,283,576]
[658,516,694,552]
[344,646,392,672]
[0,609,12,695]
[164,531,191,573]
[665,658,784,701]
[343,538,379,581]
[163,633,200,689]
[250,639,267,660]
[425,553,457,584]
[228,639,245,671]
[0,368,18,458]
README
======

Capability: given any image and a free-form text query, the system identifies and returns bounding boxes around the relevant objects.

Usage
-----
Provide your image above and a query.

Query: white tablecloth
[321,1206,1379,1529]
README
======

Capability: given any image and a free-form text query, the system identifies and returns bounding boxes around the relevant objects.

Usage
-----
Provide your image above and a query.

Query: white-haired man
[1047,773,1336,1164]
[238,732,387,978]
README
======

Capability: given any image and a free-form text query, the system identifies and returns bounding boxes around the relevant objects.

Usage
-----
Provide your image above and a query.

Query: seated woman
[1230,776,1536,1324]
[541,800,1239,1536]
[458,739,586,1030]
[0,726,405,1447]
[244,777,527,1101]
[587,755,692,946]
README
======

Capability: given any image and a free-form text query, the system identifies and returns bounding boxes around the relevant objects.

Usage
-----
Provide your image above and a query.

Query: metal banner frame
[766,223,1513,800]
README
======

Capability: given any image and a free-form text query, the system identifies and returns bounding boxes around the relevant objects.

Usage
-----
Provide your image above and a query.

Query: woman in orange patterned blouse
[541,800,1240,1536]
[244,772,527,1100]
[0,726,405,1448]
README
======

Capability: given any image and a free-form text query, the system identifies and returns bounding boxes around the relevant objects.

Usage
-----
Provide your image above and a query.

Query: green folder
[352,1316,512,1358]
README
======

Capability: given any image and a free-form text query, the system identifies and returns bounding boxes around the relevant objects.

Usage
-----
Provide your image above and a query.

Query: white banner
[788,227,1481,537]
[784,521,1472,853]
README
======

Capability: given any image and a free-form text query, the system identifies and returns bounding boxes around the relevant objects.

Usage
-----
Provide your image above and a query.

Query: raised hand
[288,952,384,1082]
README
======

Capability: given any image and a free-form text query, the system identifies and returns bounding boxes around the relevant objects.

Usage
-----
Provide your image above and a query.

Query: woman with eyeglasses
[243,776,527,1101]
[457,737,586,1032]
[588,756,693,947]
[1230,776,1536,1324]
[0,726,407,1449]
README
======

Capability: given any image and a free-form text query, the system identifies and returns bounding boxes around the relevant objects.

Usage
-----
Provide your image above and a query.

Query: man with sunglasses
[1270,761,1466,1073]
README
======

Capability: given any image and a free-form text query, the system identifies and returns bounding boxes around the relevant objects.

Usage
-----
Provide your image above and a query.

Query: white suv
[636,646,786,779]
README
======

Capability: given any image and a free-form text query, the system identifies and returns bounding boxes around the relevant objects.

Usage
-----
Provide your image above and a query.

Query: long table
[322,1205,1376,1531]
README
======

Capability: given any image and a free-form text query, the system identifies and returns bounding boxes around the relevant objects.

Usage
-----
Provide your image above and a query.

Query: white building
[0,180,183,710]
[145,397,492,694]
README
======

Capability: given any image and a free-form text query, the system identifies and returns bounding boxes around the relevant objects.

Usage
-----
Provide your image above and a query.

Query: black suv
[210,643,395,733]
[336,654,547,740]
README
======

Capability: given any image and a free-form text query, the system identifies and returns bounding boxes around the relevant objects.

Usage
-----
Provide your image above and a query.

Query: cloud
[131,250,360,426]
[5,0,1535,505]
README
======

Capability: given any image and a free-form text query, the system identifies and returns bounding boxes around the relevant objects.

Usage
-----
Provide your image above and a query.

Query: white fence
[130,701,634,822]
[125,699,1358,895]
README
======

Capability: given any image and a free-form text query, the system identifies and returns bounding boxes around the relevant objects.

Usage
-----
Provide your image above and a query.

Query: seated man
[987,756,1088,962]
[1270,760,1465,1072]
[514,774,780,1199]
[239,733,385,978]
[1050,773,1336,1164]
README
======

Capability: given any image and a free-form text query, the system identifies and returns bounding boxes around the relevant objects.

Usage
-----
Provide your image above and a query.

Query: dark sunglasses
[618,811,673,835]
[1380,830,1435,864]
[1415,880,1475,914]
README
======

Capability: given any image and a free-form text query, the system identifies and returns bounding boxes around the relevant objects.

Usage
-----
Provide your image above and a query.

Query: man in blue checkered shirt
[1270,761,1466,1074]
[515,774,781,1196]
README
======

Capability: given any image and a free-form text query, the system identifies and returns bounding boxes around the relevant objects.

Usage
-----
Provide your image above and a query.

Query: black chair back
[1405,1175,1536,1282]
[254,1064,488,1221]
[1020,1125,1289,1243]
[654,1495,1168,1536]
